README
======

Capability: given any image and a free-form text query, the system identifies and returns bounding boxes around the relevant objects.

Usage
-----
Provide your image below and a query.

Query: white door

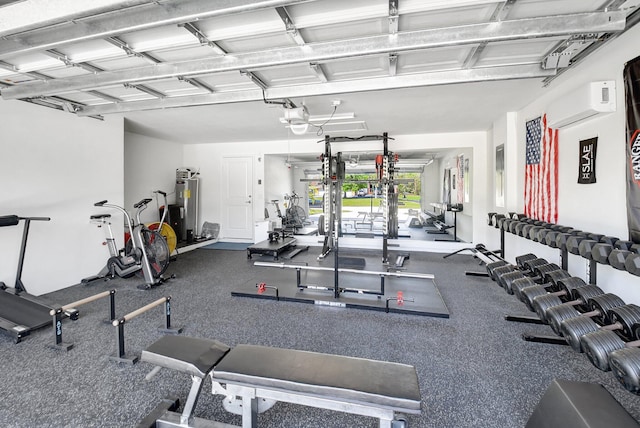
[222,156,254,240]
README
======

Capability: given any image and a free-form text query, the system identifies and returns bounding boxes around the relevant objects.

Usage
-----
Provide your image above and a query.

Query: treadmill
[0,215,56,343]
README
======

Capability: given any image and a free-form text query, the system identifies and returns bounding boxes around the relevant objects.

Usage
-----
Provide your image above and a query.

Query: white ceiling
[0,0,638,146]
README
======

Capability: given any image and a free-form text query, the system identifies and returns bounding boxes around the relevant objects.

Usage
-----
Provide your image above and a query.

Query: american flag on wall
[524,114,558,223]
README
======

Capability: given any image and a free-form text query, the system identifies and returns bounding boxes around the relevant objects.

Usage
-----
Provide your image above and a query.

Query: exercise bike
[146,190,178,256]
[271,191,307,232]
[83,198,171,290]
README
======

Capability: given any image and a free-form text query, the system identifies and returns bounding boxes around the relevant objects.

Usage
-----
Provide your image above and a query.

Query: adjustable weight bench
[139,335,422,428]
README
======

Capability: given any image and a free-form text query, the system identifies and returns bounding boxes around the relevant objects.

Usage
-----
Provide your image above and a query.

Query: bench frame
[139,337,419,428]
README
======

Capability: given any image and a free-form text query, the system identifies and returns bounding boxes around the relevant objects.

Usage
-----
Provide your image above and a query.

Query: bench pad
[213,344,421,413]
[141,336,231,378]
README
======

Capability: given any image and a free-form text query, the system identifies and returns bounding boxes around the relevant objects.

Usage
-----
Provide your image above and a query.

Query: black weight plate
[533,263,561,281]
[608,304,640,340]
[561,317,600,352]
[581,330,626,371]
[556,277,586,295]
[543,270,571,291]
[533,294,563,323]
[500,271,525,295]
[522,258,547,273]
[588,294,625,324]
[515,253,537,268]
[512,277,537,302]
[493,265,517,285]
[610,348,640,395]
[486,260,508,281]
[570,285,604,311]
[547,305,581,335]
[521,285,550,312]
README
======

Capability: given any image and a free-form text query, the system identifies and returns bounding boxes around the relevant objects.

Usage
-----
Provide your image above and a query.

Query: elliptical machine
[83,198,171,290]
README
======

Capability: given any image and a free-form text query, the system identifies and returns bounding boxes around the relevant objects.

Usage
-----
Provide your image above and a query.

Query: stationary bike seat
[90,214,112,220]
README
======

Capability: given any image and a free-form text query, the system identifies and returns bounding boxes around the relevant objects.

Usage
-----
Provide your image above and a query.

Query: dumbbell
[609,342,640,394]
[519,276,585,312]
[625,253,640,277]
[581,327,640,371]
[511,269,570,303]
[500,262,563,295]
[490,254,541,287]
[560,304,640,352]
[545,293,625,335]
[607,241,638,270]
[531,284,604,324]
[485,260,509,281]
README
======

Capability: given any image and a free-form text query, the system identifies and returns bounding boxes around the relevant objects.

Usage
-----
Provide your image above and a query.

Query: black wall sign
[625,55,640,243]
[578,137,597,184]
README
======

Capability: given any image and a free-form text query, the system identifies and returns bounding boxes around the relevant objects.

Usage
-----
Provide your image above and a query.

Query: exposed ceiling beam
[0,0,315,59]
[309,62,328,83]
[76,64,555,116]
[1,11,623,101]
[276,6,305,46]
[0,0,157,38]
[388,53,398,76]
[389,0,399,34]
[105,36,161,64]
[179,22,228,55]
[463,0,515,68]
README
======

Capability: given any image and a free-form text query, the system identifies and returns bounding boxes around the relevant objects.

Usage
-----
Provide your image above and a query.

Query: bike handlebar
[94,200,108,207]
[154,190,167,196]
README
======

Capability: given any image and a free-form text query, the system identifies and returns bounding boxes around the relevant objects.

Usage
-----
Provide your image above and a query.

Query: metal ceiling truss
[0,0,312,58]
[0,10,625,102]
[76,64,556,116]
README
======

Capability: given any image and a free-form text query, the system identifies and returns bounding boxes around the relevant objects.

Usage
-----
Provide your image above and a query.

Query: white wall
[498,22,640,304]
[124,131,184,225]
[0,99,124,295]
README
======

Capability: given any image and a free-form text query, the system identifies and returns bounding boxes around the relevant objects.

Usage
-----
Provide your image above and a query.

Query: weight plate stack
[493,265,518,286]
[512,277,537,302]
[588,293,626,325]
[522,258,548,275]
[610,348,640,395]
[546,306,581,335]
[542,269,571,292]
[500,271,526,295]
[556,277,587,298]
[515,253,537,269]
[608,304,640,340]
[570,285,605,311]
[521,285,554,312]
[581,330,626,371]
[532,294,564,323]
[560,317,600,352]
[486,260,509,281]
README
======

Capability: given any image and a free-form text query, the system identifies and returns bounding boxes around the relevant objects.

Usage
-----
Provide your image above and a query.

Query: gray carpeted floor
[0,247,639,427]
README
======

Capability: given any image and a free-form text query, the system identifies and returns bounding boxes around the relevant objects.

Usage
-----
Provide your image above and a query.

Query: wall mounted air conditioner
[547,81,616,129]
